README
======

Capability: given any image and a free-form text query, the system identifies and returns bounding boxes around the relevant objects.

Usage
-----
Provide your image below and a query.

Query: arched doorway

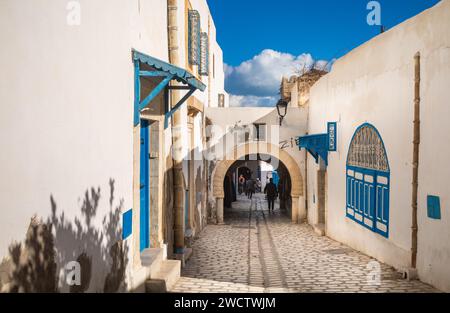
[211,143,304,224]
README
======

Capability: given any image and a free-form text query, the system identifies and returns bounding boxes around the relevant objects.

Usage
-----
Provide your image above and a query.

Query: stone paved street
[172,194,438,293]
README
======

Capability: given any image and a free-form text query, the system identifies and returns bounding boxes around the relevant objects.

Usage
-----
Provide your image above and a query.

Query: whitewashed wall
[415,0,450,293]
[0,0,169,292]
[307,0,450,292]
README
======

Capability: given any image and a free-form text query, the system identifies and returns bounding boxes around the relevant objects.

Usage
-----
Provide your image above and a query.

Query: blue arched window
[346,123,390,238]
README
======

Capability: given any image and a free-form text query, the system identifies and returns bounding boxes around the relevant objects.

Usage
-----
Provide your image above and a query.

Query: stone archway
[211,142,304,224]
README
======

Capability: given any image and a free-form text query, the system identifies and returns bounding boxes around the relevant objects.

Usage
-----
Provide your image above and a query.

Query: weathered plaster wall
[308,0,450,291]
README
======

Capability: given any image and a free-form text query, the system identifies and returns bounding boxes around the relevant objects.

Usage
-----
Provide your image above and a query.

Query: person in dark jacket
[246,178,255,199]
[264,178,278,212]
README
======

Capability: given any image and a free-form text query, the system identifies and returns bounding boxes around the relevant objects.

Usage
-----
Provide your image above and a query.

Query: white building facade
[0,0,227,292]
[305,0,450,292]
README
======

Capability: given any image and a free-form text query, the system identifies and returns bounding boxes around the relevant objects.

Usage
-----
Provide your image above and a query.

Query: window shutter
[188,10,201,66]
[199,32,209,76]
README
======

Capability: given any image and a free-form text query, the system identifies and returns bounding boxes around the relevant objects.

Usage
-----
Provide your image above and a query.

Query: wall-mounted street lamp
[276,99,288,126]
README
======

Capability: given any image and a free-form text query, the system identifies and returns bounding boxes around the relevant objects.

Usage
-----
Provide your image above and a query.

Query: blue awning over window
[297,133,329,166]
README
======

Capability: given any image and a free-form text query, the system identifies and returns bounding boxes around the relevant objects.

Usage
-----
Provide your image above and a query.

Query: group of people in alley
[238,174,279,212]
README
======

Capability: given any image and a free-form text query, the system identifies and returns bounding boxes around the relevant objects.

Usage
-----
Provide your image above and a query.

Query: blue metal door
[140,119,150,251]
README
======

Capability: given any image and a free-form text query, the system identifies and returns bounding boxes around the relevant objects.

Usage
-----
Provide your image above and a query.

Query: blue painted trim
[122,209,133,240]
[133,60,141,126]
[139,74,174,111]
[164,88,196,129]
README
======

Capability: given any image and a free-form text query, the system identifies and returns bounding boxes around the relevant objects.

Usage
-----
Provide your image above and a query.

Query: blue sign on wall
[427,195,441,220]
[327,122,337,151]
[122,209,133,240]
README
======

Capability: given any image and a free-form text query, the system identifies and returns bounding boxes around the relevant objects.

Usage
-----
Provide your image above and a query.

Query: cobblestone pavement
[172,194,438,293]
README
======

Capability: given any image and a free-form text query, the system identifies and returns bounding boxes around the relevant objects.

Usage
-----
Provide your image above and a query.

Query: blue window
[346,124,390,238]
[427,195,441,220]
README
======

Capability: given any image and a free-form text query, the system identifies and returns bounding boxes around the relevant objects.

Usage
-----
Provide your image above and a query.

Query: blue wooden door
[140,120,150,251]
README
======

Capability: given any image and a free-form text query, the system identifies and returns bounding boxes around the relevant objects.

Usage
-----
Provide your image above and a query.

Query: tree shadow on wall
[6,178,128,293]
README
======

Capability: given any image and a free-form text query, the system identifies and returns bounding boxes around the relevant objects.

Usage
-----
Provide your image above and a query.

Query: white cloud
[229,95,277,107]
[225,49,332,107]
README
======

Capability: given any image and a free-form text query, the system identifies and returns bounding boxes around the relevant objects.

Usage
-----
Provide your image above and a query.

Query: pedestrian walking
[255,178,262,193]
[238,174,245,195]
[264,178,278,212]
[246,178,255,199]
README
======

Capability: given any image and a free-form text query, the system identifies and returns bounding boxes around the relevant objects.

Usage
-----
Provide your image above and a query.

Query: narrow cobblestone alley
[172,194,437,293]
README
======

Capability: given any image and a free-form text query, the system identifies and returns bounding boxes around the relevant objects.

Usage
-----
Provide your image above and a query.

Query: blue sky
[206,0,440,106]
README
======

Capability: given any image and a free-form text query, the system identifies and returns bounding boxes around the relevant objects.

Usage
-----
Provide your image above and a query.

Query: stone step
[145,260,181,293]
[141,248,164,278]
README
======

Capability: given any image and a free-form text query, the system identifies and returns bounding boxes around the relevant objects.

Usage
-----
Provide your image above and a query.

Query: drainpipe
[168,0,185,255]
[411,52,420,269]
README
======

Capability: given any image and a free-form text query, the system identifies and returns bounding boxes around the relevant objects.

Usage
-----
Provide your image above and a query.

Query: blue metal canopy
[133,50,206,91]
[132,50,206,127]
[297,133,329,166]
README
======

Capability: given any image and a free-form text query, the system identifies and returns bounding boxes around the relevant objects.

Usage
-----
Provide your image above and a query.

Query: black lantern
[276,99,288,126]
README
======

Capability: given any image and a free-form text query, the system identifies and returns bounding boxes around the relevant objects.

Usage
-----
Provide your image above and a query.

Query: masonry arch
[211,142,304,224]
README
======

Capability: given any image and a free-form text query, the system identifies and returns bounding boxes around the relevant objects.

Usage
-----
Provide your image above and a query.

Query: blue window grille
[188,10,201,66]
[199,32,209,76]
[427,195,441,220]
[346,123,390,238]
